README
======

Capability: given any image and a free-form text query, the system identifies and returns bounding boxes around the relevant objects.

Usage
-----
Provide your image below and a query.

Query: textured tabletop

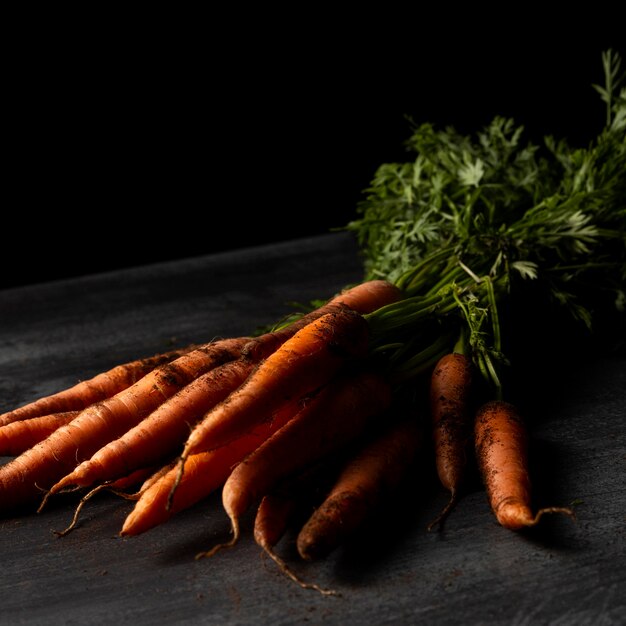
[1,232,624,625]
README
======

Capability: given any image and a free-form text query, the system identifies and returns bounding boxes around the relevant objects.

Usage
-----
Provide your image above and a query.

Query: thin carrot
[296,418,422,562]
[0,345,197,427]
[0,411,80,456]
[253,461,344,596]
[427,352,474,530]
[180,308,370,462]
[474,400,575,530]
[198,369,393,559]
[120,401,299,537]
[45,358,256,499]
[0,337,249,512]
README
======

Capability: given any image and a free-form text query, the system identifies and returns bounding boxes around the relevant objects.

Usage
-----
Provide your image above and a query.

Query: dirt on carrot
[427,352,475,530]
[296,417,422,562]
[180,308,371,459]
[198,369,393,560]
[0,345,198,427]
[474,400,575,530]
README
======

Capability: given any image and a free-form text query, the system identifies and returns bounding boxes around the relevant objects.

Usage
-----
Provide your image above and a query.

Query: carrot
[44,358,256,499]
[427,352,474,530]
[0,345,197,427]
[198,369,393,559]
[0,411,80,456]
[120,401,299,537]
[180,308,371,461]
[0,337,249,512]
[253,460,345,596]
[474,400,575,530]
[241,279,401,362]
[296,418,422,562]
[254,492,339,596]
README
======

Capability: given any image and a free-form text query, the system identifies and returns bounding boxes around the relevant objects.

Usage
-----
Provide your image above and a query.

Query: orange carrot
[474,400,574,530]
[253,466,343,596]
[45,358,256,498]
[0,337,249,512]
[296,418,422,561]
[0,411,80,456]
[199,369,393,559]
[120,401,299,537]
[241,279,401,362]
[427,352,474,530]
[180,308,370,461]
[0,345,197,427]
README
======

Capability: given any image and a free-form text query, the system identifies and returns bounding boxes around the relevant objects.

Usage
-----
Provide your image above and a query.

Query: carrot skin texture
[0,345,197,427]
[296,418,422,561]
[474,400,573,530]
[182,309,370,457]
[474,401,533,529]
[254,493,298,550]
[221,370,393,532]
[430,353,474,491]
[0,338,248,511]
[0,411,80,456]
[120,403,298,536]
[48,358,255,495]
[428,352,474,529]
[241,280,401,362]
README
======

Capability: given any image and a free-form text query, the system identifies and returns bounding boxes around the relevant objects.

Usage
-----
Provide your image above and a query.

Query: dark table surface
[1,232,624,625]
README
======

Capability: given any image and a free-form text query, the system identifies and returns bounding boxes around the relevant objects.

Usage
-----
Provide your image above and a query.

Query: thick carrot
[474,400,574,530]
[0,337,249,512]
[427,352,474,530]
[0,411,80,456]
[200,369,393,559]
[45,358,256,498]
[180,309,370,460]
[241,279,401,362]
[0,345,197,427]
[296,418,422,561]
[120,401,299,537]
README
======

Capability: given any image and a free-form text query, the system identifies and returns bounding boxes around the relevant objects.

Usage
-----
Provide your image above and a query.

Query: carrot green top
[347,50,626,396]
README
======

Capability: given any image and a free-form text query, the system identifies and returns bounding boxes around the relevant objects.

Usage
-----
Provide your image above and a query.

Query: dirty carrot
[180,308,371,460]
[427,352,474,530]
[120,401,299,537]
[45,358,256,499]
[296,417,422,561]
[0,337,249,512]
[0,411,80,456]
[474,400,575,530]
[0,345,197,427]
[198,369,393,559]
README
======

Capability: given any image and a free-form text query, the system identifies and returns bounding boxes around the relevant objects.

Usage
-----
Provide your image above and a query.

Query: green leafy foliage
[347,50,626,395]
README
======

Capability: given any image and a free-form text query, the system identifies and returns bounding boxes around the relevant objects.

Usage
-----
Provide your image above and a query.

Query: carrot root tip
[166,456,187,512]
[195,518,240,561]
[427,490,458,532]
[260,542,340,597]
[531,506,577,526]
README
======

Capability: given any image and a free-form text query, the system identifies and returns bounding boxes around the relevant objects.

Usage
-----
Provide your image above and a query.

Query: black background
[3,15,624,290]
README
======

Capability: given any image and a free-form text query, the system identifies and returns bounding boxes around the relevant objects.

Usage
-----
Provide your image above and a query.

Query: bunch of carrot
[2,50,623,594]
[0,276,575,594]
